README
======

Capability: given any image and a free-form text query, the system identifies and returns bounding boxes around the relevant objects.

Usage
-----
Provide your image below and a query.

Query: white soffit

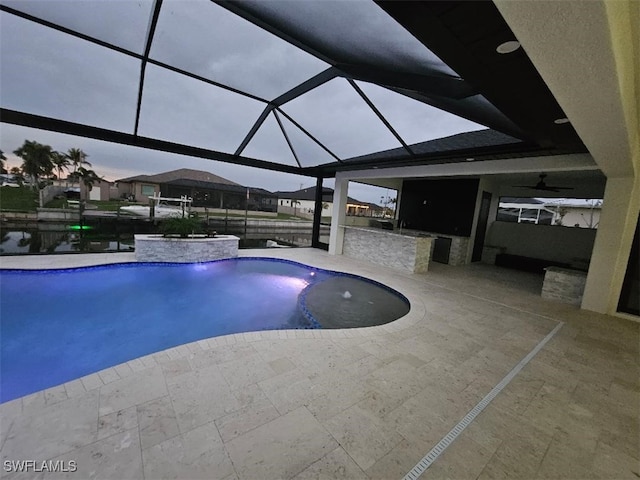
[494,0,634,177]
[336,153,598,181]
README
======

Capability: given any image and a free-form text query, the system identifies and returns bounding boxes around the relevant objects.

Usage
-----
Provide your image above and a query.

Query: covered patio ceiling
[0,0,588,178]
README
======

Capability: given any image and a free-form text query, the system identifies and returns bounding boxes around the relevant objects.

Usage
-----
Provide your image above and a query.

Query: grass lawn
[190,210,308,221]
[0,186,39,212]
[88,200,136,211]
[44,197,67,209]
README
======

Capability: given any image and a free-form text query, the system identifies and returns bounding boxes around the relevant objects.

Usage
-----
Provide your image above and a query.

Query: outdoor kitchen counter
[340,226,434,273]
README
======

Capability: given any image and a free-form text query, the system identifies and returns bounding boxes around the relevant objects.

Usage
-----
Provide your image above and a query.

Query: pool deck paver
[0,248,638,479]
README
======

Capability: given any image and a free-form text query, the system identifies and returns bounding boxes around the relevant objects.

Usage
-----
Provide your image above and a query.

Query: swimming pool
[0,258,409,402]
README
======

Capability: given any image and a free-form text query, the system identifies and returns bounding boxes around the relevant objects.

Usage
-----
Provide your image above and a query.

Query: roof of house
[117,168,240,186]
[361,202,384,211]
[275,186,374,207]
[165,178,274,196]
[275,186,334,202]
[543,199,603,209]
[500,197,545,204]
[344,129,524,165]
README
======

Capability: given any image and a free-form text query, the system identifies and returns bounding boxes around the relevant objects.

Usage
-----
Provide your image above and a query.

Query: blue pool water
[0,258,408,403]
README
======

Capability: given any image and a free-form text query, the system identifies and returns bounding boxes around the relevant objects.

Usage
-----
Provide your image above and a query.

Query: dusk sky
[0,0,486,204]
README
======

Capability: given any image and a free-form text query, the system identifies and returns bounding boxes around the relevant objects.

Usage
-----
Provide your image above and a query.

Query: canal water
[0,217,320,255]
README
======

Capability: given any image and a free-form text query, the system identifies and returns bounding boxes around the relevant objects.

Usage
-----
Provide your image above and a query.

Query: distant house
[497,197,555,225]
[349,201,384,217]
[116,168,278,212]
[498,197,602,228]
[275,186,381,218]
[544,199,602,229]
[48,177,115,201]
[83,178,114,202]
[0,174,21,187]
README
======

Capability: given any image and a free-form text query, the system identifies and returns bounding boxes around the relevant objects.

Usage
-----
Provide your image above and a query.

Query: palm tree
[389,197,397,217]
[50,151,71,182]
[69,166,102,199]
[13,140,54,189]
[66,148,91,174]
[0,150,7,174]
[9,166,24,186]
[553,205,569,226]
[292,199,301,218]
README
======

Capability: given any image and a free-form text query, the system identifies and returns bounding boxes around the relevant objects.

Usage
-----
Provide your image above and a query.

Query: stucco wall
[554,207,602,229]
[117,182,158,202]
[486,221,597,267]
[278,199,333,217]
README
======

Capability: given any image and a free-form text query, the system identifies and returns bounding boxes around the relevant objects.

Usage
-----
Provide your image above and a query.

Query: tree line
[0,140,102,191]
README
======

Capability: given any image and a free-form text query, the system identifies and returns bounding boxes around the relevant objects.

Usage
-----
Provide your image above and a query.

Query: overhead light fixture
[496,40,521,54]
[465,158,475,162]
[554,117,570,124]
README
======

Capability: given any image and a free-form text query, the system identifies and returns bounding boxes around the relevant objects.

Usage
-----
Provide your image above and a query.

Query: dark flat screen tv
[398,179,479,236]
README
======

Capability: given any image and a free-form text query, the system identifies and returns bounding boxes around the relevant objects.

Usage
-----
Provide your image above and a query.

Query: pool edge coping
[0,253,427,407]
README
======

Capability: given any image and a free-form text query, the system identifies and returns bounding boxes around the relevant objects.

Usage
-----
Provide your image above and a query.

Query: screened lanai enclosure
[3,0,637,316]
[1,0,587,175]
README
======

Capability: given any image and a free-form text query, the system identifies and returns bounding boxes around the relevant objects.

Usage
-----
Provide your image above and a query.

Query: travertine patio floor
[1,249,638,479]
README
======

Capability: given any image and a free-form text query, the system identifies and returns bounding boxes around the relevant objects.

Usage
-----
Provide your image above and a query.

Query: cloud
[2,0,153,52]
[138,64,266,153]
[281,78,403,159]
[0,2,481,205]
[0,124,308,191]
[151,0,328,100]
[1,12,139,132]
[0,124,395,204]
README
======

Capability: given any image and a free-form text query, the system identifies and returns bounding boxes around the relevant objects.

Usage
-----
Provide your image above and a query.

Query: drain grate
[403,321,564,480]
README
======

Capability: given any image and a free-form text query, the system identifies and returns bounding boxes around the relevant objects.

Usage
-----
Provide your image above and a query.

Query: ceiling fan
[514,173,574,193]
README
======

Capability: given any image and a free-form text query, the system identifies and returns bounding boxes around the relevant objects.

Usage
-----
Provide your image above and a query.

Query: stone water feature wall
[135,234,239,263]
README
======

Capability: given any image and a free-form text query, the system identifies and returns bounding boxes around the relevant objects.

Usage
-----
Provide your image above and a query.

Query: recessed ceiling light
[465,158,475,162]
[496,40,521,54]
[554,117,570,124]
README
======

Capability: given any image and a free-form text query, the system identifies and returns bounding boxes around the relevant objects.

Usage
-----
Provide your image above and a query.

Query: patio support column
[582,175,640,314]
[329,176,349,255]
[311,176,324,249]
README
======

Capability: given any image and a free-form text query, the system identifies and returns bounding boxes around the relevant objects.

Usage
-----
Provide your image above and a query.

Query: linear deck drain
[403,321,564,480]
